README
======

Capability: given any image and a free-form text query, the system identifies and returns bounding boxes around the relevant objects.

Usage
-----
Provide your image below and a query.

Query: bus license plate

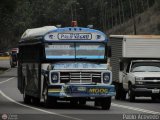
[88,88,108,94]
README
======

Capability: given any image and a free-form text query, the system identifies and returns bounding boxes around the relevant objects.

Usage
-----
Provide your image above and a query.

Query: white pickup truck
[110,35,160,102]
[122,60,160,101]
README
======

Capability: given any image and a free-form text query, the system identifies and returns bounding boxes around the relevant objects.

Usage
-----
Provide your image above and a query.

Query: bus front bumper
[47,84,116,98]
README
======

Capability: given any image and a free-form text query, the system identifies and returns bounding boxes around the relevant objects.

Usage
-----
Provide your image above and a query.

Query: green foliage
[0,0,156,50]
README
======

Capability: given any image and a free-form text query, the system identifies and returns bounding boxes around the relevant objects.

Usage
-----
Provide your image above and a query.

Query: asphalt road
[0,60,160,120]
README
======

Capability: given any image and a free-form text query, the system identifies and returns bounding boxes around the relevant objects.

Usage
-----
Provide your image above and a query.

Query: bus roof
[20,26,108,43]
[21,26,57,39]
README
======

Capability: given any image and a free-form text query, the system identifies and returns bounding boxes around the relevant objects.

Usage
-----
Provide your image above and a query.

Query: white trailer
[110,35,160,101]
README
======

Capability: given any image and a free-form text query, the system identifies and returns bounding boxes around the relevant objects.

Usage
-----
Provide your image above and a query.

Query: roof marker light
[71,21,78,27]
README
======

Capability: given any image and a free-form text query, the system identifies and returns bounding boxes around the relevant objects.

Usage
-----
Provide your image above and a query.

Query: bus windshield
[45,43,105,60]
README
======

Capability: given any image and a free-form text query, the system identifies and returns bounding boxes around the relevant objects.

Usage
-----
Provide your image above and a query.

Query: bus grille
[60,72,101,83]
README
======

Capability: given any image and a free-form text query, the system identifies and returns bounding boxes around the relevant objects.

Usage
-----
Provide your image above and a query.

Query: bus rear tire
[32,97,40,105]
[23,90,31,104]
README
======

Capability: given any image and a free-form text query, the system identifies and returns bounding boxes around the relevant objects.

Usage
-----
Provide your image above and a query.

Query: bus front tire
[101,97,111,110]
[95,97,111,110]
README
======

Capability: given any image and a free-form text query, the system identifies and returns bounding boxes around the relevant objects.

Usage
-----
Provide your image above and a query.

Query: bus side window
[21,45,41,62]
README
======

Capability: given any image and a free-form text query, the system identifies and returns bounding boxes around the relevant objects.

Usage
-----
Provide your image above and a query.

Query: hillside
[0,0,158,50]
[107,3,160,35]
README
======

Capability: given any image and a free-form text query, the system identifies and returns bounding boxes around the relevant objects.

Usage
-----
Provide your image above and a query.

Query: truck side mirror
[120,62,124,71]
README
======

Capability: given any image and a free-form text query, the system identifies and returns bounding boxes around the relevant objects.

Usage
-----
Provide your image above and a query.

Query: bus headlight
[103,73,110,83]
[51,72,59,83]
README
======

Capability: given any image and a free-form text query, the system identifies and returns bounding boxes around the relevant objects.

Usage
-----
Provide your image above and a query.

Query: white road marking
[1,77,160,116]
[4,68,12,72]
[0,90,82,120]
[0,77,15,84]
[112,103,160,114]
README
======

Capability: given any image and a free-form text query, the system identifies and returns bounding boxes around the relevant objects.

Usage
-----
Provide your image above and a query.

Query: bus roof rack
[21,26,57,39]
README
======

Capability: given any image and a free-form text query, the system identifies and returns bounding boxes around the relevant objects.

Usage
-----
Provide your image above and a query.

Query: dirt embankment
[107,4,160,35]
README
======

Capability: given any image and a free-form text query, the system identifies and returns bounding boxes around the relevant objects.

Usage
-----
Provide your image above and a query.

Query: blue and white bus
[18,25,115,109]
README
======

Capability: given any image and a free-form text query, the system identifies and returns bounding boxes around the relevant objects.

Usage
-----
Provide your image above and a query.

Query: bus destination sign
[58,33,92,40]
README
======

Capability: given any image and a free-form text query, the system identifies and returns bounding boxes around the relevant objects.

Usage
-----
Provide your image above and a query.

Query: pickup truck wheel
[101,97,111,110]
[128,85,135,102]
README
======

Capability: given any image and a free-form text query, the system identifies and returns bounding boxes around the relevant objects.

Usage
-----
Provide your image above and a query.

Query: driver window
[126,63,131,73]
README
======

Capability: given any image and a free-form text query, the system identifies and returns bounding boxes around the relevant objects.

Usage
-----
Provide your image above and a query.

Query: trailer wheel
[128,84,135,102]
[101,97,111,110]
[23,88,31,104]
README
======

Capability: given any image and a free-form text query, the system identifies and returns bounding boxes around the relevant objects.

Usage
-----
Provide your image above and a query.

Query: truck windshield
[131,62,160,72]
[45,43,105,60]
